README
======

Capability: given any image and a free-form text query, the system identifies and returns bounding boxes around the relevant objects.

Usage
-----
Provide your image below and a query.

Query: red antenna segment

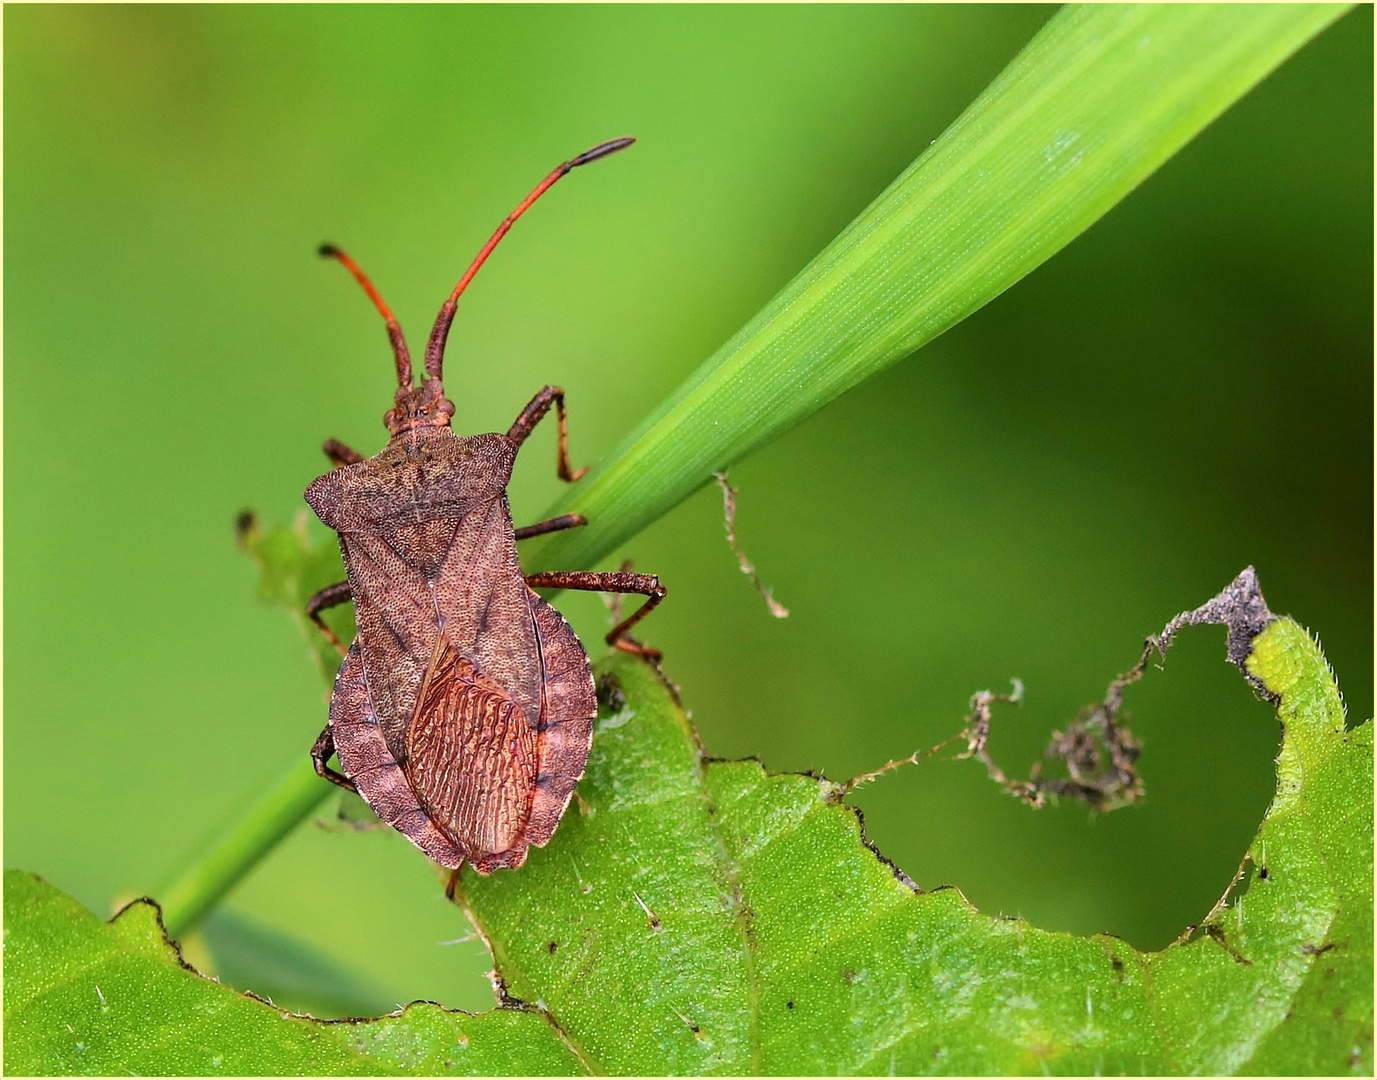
[423,136,635,383]
[319,244,413,389]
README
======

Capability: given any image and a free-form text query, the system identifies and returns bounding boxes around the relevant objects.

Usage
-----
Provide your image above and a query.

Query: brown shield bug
[303,138,665,890]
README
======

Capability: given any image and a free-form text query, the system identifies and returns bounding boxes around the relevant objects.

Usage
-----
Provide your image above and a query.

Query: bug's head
[319,136,634,439]
[384,376,455,435]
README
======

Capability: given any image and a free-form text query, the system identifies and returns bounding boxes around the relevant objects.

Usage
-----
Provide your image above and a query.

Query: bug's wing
[344,495,542,757]
[524,587,597,849]
[432,494,544,729]
[404,635,540,871]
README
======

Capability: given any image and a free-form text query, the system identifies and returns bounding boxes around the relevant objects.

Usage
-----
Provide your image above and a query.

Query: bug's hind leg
[445,864,467,901]
[311,726,357,792]
[507,385,587,482]
[307,580,353,656]
[524,570,667,659]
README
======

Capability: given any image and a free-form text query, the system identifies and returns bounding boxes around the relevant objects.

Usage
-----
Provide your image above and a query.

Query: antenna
[423,137,635,383]
[319,244,413,388]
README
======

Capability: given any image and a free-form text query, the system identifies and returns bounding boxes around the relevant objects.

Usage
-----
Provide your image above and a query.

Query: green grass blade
[523,3,1350,574]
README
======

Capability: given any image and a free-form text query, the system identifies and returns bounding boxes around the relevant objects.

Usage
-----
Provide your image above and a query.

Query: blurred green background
[6,5,1371,1016]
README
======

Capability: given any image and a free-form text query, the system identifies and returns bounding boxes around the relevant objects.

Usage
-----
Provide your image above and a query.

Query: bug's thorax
[304,426,517,535]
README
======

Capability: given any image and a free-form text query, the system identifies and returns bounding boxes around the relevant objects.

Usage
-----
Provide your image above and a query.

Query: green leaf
[2,870,583,1076]
[8,574,1369,1074]
[520,3,1350,576]
[458,617,1371,1075]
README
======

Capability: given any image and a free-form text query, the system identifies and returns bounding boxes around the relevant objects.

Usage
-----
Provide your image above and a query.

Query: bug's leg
[311,726,357,792]
[322,439,364,468]
[507,385,587,482]
[525,570,667,659]
[445,864,466,901]
[307,580,353,657]
[513,513,588,541]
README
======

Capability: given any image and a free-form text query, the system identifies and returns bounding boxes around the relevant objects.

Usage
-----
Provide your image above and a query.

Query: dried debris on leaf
[713,471,789,619]
[962,674,1144,812]
[840,681,1022,797]
[846,567,1278,814]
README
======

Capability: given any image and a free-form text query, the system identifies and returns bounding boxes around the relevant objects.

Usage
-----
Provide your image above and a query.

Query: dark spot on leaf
[1259,865,1270,881]
[596,672,626,712]
[548,941,558,954]
[1206,925,1252,965]
[737,897,756,937]
[842,968,860,984]
[786,1001,794,1009]
[1302,941,1336,956]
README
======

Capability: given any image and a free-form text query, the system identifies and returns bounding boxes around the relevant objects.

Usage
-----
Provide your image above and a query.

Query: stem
[160,758,332,939]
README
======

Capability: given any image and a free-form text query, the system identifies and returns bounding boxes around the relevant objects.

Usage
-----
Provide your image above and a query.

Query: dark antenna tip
[571,137,636,168]
[318,243,340,258]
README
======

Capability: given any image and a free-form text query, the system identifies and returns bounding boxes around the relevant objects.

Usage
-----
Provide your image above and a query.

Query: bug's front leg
[306,580,353,656]
[311,725,357,792]
[322,439,364,468]
[525,570,667,659]
[507,385,587,482]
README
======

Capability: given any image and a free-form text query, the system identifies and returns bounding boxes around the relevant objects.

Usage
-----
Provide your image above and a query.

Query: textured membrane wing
[404,636,540,872]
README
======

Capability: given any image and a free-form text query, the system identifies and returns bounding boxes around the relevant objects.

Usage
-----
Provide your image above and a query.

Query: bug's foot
[612,637,662,662]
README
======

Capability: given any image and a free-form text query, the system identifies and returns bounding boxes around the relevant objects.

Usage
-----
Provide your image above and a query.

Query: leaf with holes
[4,573,1370,1074]
[456,607,1371,1075]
